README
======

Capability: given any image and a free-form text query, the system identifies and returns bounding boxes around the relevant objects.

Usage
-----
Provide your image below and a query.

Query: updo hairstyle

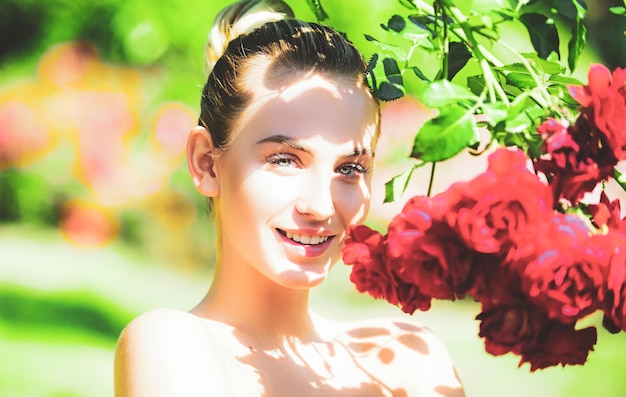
[198,0,376,152]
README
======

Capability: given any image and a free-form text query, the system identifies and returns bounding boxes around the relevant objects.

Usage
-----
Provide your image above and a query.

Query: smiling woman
[113,1,464,396]
[193,71,377,289]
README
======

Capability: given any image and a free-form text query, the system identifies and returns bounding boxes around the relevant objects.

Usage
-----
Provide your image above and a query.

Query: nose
[294,173,335,220]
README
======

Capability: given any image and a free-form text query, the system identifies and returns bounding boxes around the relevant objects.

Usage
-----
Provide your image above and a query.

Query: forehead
[232,69,379,149]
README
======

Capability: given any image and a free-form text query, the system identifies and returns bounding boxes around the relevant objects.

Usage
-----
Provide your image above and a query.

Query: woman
[114,1,465,395]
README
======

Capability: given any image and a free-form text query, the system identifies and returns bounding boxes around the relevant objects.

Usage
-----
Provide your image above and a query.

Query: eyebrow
[346,148,374,157]
[256,134,309,153]
[256,134,374,157]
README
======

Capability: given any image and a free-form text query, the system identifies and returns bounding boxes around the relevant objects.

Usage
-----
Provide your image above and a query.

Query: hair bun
[206,0,294,70]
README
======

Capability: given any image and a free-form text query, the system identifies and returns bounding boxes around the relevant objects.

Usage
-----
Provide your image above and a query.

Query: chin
[274,266,329,289]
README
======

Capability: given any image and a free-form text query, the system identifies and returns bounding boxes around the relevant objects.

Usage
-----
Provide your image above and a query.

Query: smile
[278,229,332,245]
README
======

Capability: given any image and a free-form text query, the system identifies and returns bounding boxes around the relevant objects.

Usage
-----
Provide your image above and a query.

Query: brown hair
[198,0,379,152]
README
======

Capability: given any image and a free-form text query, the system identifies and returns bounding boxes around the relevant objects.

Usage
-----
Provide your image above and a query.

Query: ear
[187,126,220,197]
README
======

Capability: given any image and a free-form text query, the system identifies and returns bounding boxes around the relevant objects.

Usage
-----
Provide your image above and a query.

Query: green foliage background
[1,0,626,396]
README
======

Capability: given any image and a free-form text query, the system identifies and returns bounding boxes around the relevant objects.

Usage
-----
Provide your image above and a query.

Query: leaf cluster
[341,0,591,202]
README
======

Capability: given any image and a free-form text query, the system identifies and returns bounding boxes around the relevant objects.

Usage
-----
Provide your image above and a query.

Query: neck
[191,258,318,346]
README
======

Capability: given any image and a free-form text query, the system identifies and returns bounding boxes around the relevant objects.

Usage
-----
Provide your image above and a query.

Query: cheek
[335,181,371,225]
[236,170,300,215]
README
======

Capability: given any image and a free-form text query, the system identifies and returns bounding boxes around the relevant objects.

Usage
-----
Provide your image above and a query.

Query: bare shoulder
[330,316,465,397]
[114,308,229,396]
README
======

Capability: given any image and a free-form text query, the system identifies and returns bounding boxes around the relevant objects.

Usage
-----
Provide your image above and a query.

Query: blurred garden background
[2,0,626,396]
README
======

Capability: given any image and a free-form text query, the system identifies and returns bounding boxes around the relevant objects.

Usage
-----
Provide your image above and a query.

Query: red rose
[601,231,626,333]
[447,148,553,257]
[386,223,474,300]
[383,193,474,301]
[343,225,395,301]
[477,302,547,356]
[535,155,606,206]
[387,202,434,235]
[521,219,609,324]
[398,194,450,224]
[519,322,597,371]
[533,118,610,205]
[393,276,433,314]
[470,262,524,305]
[485,145,532,174]
[343,224,432,314]
[568,64,626,161]
[537,118,579,169]
[588,191,623,230]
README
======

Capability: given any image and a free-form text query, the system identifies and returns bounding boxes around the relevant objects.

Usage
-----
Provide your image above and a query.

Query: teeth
[285,231,329,245]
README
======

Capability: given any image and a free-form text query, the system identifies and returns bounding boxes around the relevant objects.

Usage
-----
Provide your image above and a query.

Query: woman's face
[214,71,378,289]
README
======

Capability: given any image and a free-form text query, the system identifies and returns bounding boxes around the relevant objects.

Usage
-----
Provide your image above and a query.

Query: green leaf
[420,80,478,108]
[397,0,418,10]
[384,164,424,203]
[383,57,403,86]
[610,6,626,15]
[472,0,514,14]
[520,13,560,59]
[384,14,406,33]
[467,74,486,95]
[495,63,526,74]
[550,0,587,21]
[376,81,405,101]
[402,31,434,48]
[366,53,379,91]
[364,34,409,62]
[381,14,433,48]
[615,168,626,192]
[306,0,329,21]
[367,55,405,101]
[548,74,582,85]
[410,66,430,82]
[505,111,533,133]
[411,106,480,162]
[407,14,438,36]
[448,42,472,80]
[482,102,509,126]
[567,0,588,71]
[505,71,536,89]
[521,53,565,74]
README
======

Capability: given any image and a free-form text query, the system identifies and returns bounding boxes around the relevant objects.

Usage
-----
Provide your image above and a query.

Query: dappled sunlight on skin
[208,69,378,287]
[234,342,393,396]
[232,330,400,396]
[227,320,462,397]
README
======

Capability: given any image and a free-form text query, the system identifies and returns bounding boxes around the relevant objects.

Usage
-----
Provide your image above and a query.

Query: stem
[408,0,436,14]
[443,4,509,104]
[482,60,510,104]
[441,2,552,109]
[441,3,449,80]
[427,161,437,197]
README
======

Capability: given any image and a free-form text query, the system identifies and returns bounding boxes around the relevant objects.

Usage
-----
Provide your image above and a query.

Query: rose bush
[343,64,626,370]
[338,0,626,372]
[569,65,626,162]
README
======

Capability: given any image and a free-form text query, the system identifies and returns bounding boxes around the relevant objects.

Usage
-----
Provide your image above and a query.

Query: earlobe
[187,126,220,197]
